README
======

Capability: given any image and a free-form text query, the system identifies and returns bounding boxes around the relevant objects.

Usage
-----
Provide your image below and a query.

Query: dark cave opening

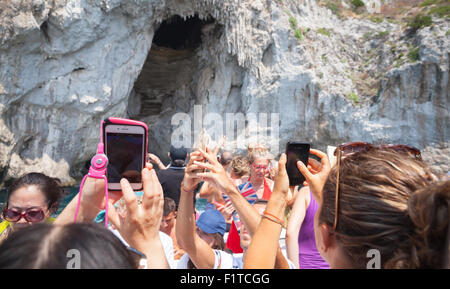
[128,14,215,119]
[152,15,213,50]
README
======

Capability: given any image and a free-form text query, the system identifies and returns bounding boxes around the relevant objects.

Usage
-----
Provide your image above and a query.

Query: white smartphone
[104,124,146,191]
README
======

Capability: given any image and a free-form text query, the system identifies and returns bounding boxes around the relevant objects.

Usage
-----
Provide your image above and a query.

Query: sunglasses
[252,164,269,171]
[332,142,421,230]
[333,142,421,159]
[2,207,46,223]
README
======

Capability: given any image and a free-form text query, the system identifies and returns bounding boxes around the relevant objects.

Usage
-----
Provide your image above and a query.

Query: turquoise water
[195,197,207,214]
[1,186,207,217]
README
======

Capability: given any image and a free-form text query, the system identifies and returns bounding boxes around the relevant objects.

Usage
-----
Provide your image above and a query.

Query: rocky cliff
[0,0,448,186]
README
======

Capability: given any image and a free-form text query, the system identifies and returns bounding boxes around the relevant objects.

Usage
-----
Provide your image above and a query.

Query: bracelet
[262,211,285,228]
[181,181,197,193]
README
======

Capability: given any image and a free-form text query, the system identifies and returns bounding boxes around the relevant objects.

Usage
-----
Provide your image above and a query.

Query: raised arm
[148,153,169,170]
[195,149,290,269]
[243,153,290,269]
[175,151,216,269]
[285,186,309,269]
[54,177,122,225]
[195,149,260,234]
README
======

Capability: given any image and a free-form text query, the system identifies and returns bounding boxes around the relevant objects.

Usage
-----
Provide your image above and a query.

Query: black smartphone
[286,142,310,186]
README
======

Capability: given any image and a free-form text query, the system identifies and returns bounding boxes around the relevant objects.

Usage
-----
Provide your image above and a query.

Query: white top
[110,228,176,269]
[177,249,296,269]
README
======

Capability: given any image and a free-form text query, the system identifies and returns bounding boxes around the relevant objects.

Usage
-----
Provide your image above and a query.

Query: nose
[15,217,28,224]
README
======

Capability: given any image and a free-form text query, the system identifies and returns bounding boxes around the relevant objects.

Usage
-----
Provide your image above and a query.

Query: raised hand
[107,165,169,268]
[193,148,236,195]
[272,153,290,199]
[212,136,227,156]
[219,201,236,221]
[296,149,331,203]
[182,150,205,191]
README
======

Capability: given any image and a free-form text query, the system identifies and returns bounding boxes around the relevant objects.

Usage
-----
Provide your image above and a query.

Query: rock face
[0,0,448,186]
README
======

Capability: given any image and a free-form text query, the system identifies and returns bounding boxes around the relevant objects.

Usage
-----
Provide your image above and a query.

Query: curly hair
[230,156,250,177]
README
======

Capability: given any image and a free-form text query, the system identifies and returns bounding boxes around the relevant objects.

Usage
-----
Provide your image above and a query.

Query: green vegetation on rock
[407,47,420,62]
[351,0,365,9]
[294,28,303,41]
[289,16,298,30]
[369,15,384,23]
[326,1,339,15]
[376,30,390,38]
[419,0,444,7]
[407,14,432,31]
[317,27,332,37]
[349,92,359,104]
[428,5,450,18]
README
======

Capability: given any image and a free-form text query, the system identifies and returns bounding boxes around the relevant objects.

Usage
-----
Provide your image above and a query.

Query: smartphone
[286,142,310,186]
[102,118,148,191]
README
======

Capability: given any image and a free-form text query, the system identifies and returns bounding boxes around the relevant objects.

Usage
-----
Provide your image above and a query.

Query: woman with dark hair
[0,173,64,242]
[244,146,449,269]
[0,223,140,269]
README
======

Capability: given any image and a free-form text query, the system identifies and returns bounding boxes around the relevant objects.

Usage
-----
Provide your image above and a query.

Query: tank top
[297,191,330,269]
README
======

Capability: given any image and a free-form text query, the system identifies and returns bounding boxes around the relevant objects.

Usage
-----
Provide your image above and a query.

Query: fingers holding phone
[108,168,164,249]
[295,148,331,203]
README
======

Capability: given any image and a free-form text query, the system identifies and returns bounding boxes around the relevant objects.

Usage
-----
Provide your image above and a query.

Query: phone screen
[106,132,144,185]
[286,142,310,186]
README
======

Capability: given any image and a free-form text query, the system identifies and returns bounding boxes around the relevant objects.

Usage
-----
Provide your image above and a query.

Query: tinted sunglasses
[2,207,46,223]
[252,164,269,171]
[333,142,421,159]
[332,142,421,230]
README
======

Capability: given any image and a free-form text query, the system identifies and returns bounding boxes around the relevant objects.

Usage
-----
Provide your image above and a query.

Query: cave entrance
[128,15,214,119]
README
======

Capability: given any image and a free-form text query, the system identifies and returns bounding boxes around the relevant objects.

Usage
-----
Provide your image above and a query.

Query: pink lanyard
[73,143,109,227]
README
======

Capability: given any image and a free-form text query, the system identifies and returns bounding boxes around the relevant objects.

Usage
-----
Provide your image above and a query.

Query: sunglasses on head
[332,142,421,231]
[2,207,46,223]
[333,142,421,159]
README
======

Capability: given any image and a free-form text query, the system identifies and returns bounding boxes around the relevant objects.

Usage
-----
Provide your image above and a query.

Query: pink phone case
[101,117,149,189]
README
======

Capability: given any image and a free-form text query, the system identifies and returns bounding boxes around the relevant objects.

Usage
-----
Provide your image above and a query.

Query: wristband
[262,211,285,228]
[181,181,197,193]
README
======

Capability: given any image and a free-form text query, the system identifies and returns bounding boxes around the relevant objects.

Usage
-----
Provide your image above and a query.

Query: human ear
[319,223,335,253]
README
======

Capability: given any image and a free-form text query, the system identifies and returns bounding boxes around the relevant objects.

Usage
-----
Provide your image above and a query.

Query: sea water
[0,186,207,217]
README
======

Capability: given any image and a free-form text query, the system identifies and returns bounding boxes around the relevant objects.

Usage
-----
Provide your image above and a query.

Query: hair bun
[406,180,450,268]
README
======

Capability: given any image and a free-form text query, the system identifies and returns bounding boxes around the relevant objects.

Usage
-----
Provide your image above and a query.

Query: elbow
[285,230,298,241]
